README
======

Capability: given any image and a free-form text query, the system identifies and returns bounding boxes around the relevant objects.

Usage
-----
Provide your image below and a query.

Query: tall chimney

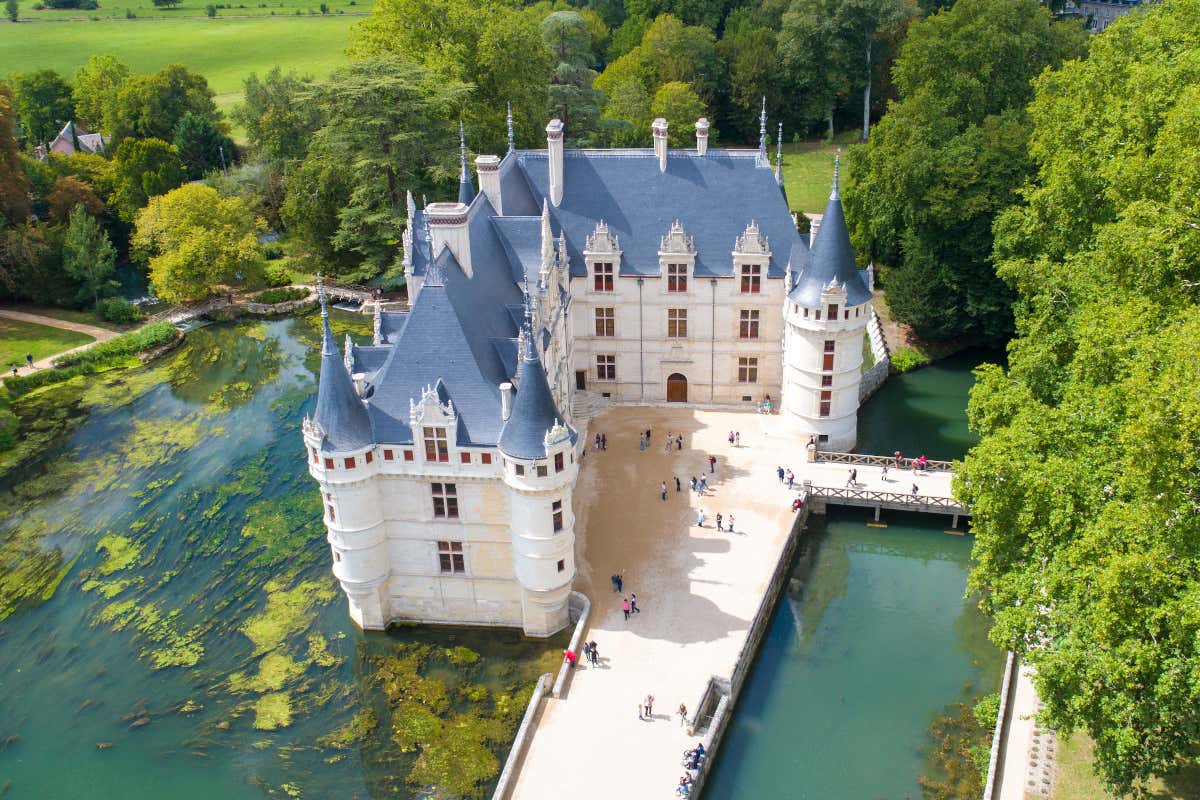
[546,119,564,207]
[652,118,668,172]
[695,118,709,156]
[475,155,502,214]
[500,382,514,421]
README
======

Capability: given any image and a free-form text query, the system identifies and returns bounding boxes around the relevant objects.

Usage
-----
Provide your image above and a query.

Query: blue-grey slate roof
[498,328,569,460]
[515,150,807,279]
[492,216,548,284]
[313,315,374,452]
[788,192,872,307]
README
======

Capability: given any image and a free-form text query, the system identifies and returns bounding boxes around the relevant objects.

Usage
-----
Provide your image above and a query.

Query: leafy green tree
[542,11,603,142]
[72,55,130,134]
[11,70,74,147]
[718,25,779,141]
[61,203,117,305]
[625,0,731,29]
[842,0,1085,344]
[172,111,235,180]
[112,137,186,220]
[961,0,1200,793]
[111,64,221,144]
[152,0,183,7]
[650,81,708,145]
[133,183,262,302]
[232,68,321,165]
[0,85,31,225]
[280,146,355,272]
[6,0,18,22]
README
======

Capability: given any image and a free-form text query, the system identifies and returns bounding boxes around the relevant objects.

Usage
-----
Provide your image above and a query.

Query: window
[481,453,492,465]
[515,464,525,476]
[803,307,809,318]
[326,504,336,522]
[310,448,318,464]
[460,452,471,464]
[384,449,394,461]
[365,451,373,464]
[423,427,449,462]
[738,357,758,383]
[432,483,459,519]
[537,464,548,478]
[438,541,465,574]
[593,262,614,292]
[554,452,564,473]
[740,263,761,294]
[739,309,760,339]
[667,263,688,292]
[822,339,835,371]
[827,304,839,321]
[557,559,565,572]
[815,309,821,320]
[667,308,687,339]
[323,457,334,469]
[819,390,832,418]
[821,375,833,387]
[404,450,414,461]
[552,500,563,532]
[597,354,616,381]
[344,456,356,469]
[595,307,615,337]
[334,551,341,562]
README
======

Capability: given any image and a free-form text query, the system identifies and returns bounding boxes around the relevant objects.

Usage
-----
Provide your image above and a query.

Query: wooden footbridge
[800,450,969,530]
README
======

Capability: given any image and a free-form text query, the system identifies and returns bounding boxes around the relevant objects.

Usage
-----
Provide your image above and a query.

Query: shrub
[318,2,326,11]
[54,321,177,368]
[125,7,135,16]
[252,286,308,305]
[31,2,44,8]
[205,3,215,13]
[261,242,284,260]
[96,297,144,324]
[890,346,931,374]
[263,262,292,287]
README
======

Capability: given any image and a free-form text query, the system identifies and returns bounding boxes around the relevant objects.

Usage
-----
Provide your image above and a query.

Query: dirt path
[0,309,118,377]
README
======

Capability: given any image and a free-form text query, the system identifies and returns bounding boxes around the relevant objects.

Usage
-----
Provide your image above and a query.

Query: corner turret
[312,277,373,452]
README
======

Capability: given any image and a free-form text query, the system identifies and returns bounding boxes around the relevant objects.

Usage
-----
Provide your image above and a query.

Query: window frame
[594,307,615,337]
[739,309,760,339]
[437,540,465,574]
[739,263,762,294]
[431,482,459,519]
[593,261,614,292]
[667,308,688,339]
[596,354,616,381]
[552,500,564,532]
[423,426,449,463]
[666,263,688,293]
[737,356,758,384]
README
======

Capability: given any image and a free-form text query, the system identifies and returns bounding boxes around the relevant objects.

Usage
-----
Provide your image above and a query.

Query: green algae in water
[96,534,143,575]
[242,578,337,655]
[253,692,295,731]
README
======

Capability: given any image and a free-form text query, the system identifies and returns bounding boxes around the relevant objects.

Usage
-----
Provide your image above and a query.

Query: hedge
[251,286,309,305]
[3,322,179,397]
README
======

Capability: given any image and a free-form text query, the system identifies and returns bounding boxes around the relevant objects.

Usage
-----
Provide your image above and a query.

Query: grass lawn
[5,304,133,332]
[1052,734,1200,800]
[0,317,94,369]
[0,14,360,115]
[11,0,368,21]
[780,131,862,215]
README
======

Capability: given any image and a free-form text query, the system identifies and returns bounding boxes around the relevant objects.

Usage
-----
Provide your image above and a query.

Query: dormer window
[740,263,761,294]
[594,262,614,292]
[827,303,839,320]
[667,263,688,292]
[423,427,449,462]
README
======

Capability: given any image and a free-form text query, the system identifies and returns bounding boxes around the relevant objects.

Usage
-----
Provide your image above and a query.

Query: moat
[0,315,998,798]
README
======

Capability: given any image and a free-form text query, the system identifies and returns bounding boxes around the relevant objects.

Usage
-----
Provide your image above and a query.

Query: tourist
[661,481,668,501]
[25,353,33,368]
[697,509,706,527]
[918,454,928,471]
[727,514,734,532]
[622,597,631,620]
[631,593,640,614]
[615,573,623,592]
[894,450,902,468]
[588,641,598,665]
[698,476,708,494]
[678,703,688,726]
[728,431,735,446]
[689,477,697,493]
[735,432,741,447]
[644,694,655,716]
[882,464,889,481]
[846,470,855,488]
[716,513,723,531]
[601,434,607,450]
[595,433,601,450]
[786,469,794,489]
[639,434,645,452]
[777,466,785,483]
[792,497,803,512]
[611,574,619,592]
[911,483,919,496]
[563,649,577,668]
[9,366,16,377]
[675,476,681,493]
[708,455,716,473]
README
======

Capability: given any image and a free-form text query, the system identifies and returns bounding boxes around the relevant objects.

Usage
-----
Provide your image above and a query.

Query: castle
[302,108,873,637]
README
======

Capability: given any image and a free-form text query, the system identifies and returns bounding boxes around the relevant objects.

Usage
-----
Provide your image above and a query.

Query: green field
[10,0,367,21]
[0,317,93,368]
[0,14,360,112]
[780,132,860,215]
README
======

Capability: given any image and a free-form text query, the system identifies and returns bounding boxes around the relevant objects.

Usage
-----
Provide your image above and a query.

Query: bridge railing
[814,450,954,473]
[803,482,966,513]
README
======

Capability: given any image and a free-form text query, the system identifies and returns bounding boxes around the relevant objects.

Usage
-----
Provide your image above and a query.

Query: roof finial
[318,272,334,355]
[831,148,841,201]
[458,121,475,205]
[758,97,767,164]
[460,120,468,177]
[318,272,328,321]
[775,122,784,184]
[507,101,515,154]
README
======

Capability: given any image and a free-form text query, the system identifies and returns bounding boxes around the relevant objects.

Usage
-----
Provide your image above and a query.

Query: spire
[758,97,767,165]
[775,122,784,185]
[313,272,373,452]
[831,148,841,201]
[458,121,475,205]
[787,151,871,308]
[373,293,382,345]
[499,284,571,460]
[507,101,515,154]
[540,199,554,268]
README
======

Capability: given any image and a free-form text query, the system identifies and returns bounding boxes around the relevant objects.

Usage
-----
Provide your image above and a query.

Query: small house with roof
[34,120,106,161]
[304,107,872,636]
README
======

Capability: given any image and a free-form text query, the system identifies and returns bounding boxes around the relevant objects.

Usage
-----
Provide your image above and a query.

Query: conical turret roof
[498,317,569,460]
[788,158,871,307]
[313,283,373,452]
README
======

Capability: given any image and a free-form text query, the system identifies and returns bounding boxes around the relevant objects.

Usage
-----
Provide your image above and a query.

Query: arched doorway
[666,373,688,402]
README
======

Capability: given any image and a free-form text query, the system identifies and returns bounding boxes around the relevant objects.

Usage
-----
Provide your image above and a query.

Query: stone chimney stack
[500,382,514,421]
[475,155,502,214]
[695,118,709,156]
[546,119,564,207]
[652,118,669,172]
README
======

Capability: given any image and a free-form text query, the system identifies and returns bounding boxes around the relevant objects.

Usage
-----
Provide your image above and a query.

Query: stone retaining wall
[552,591,591,698]
[983,651,1019,800]
[490,672,554,800]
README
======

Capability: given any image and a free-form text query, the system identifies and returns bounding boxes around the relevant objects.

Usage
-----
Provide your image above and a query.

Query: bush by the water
[890,347,931,374]
[263,262,293,287]
[96,298,145,325]
[253,287,309,305]
[3,322,178,397]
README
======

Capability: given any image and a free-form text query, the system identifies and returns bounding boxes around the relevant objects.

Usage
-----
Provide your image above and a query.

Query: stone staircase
[570,390,610,422]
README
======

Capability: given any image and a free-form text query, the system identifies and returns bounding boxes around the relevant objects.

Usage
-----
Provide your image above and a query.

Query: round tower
[781,158,873,452]
[304,278,389,629]
[498,317,577,638]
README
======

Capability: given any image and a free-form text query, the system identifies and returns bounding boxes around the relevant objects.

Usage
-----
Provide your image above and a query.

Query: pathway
[0,309,118,377]
[995,662,1047,800]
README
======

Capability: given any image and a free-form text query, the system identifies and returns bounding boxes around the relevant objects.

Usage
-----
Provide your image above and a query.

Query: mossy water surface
[0,313,566,799]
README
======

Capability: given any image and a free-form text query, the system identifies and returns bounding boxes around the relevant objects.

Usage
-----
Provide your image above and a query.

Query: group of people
[694,509,734,532]
[563,639,602,668]
[593,433,608,450]
[675,742,707,796]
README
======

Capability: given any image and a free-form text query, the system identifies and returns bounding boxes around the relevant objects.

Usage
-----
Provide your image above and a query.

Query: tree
[542,11,603,142]
[232,68,321,165]
[173,112,234,180]
[72,55,130,133]
[11,70,74,147]
[960,0,1200,793]
[625,0,731,29]
[112,137,186,220]
[842,0,1085,344]
[133,183,262,303]
[0,85,30,225]
[280,145,355,271]
[650,81,708,145]
[111,64,222,144]
[61,203,117,305]
[6,0,18,22]
[718,25,780,142]
[152,0,182,6]
[47,175,104,223]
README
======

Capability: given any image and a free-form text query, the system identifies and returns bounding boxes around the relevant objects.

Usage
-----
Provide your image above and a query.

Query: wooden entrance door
[666,373,688,402]
[575,370,587,391]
